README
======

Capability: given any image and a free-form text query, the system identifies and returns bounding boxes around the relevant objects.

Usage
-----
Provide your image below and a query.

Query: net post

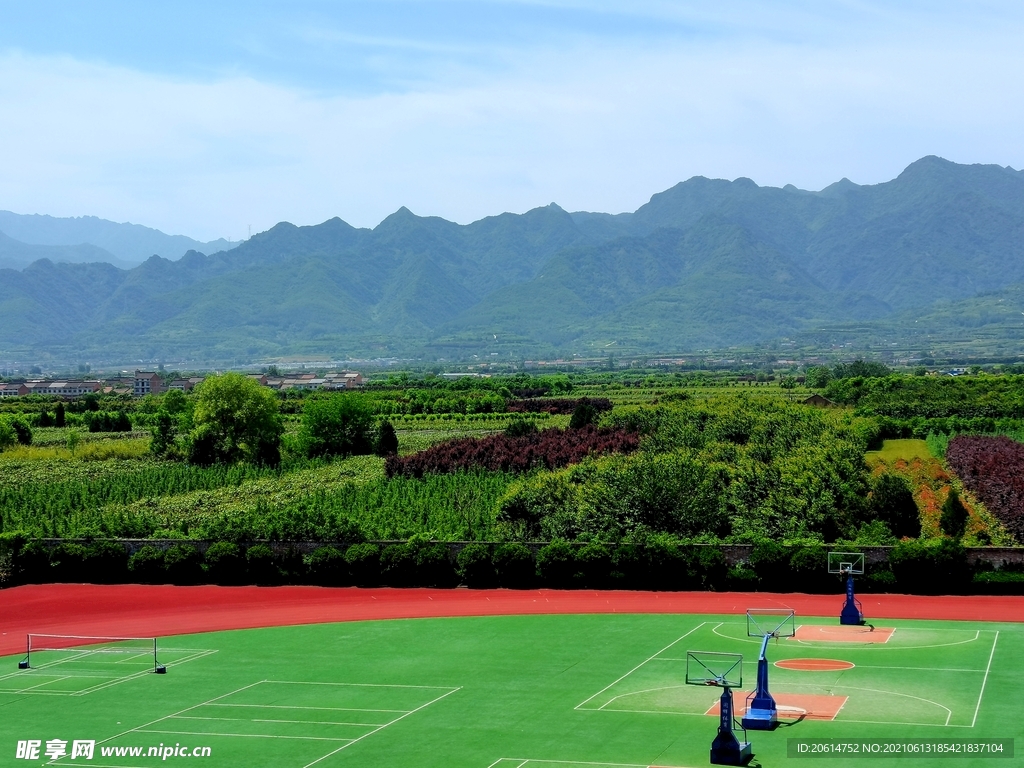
[18,634,30,670]
[154,637,166,674]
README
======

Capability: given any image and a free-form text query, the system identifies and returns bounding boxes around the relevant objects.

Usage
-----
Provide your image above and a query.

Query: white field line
[853,665,985,673]
[138,730,353,742]
[302,686,461,768]
[114,652,153,665]
[72,649,217,696]
[19,648,107,672]
[263,680,452,689]
[601,684,688,709]
[575,622,707,710]
[720,624,904,647]
[72,669,160,696]
[756,682,954,726]
[596,679,956,728]
[838,720,976,728]
[593,705,975,728]
[6,648,217,697]
[3,674,118,680]
[498,760,684,767]
[834,695,849,719]
[169,715,387,728]
[64,680,268,757]
[971,631,999,728]
[789,630,981,651]
[8,676,71,693]
[254,718,387,727]
[205,703,407,713]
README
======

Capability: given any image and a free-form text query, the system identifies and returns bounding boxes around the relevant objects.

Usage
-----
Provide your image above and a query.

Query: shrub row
[385,426,640,478]
[1,535,1020,593]
[506,397,613,415]
[947,436,1024,542]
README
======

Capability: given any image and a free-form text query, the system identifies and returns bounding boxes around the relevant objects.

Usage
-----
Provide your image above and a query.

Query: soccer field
[1,614,1020,767]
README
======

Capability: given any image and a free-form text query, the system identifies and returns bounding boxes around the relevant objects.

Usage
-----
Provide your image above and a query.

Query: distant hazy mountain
[0,231,132,271]
[0,210,238,265]
[2,156,1023,363]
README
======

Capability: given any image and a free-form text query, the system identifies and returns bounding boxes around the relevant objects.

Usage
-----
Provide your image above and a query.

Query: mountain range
[2,156,1024,364]
[0,210,237,271]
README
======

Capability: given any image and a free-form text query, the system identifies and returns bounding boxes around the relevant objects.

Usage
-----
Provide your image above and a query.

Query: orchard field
[1,365,1024,592]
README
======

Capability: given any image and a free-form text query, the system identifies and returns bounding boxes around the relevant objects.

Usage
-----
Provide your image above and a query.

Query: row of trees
[150,373,396,466]
[491,397,891,543]
[4,536,1015,594]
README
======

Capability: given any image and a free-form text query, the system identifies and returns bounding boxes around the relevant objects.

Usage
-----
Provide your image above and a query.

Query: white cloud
[0,8,1023,242]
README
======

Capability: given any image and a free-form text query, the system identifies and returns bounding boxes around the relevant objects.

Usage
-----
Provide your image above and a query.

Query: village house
[0,383,29,397]
[323,371,364,389]
[167,377,204,392]
[23,380,103,397]
[133,371,163,396]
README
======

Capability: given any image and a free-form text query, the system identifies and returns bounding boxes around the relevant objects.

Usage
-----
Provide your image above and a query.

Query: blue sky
[1,1,1022,241]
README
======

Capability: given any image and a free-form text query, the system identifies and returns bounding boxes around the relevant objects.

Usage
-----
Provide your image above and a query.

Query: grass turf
[1,614,1020,767]
[865,439,934,462]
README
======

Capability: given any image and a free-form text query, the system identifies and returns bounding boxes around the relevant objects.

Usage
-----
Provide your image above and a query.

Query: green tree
[3,417,32,446]
[940,488,969,538]
[504,418,538,438]
[805,366,833,388]
[187,373,283,466]
[569,402,598,429]
[150,411,177,458]
[833,360,891,379]
[65,429,81,456]
[374,420,399,457]
[0,418,16,451]
[162,388,188,414]
[299,394,374,459]
[55,402,66,428]
[870,473,921,539]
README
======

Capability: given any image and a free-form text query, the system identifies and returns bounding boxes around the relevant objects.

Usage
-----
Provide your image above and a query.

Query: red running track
[2,584,1023,657]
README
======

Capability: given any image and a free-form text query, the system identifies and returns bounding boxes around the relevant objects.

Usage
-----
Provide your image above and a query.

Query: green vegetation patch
[866,439,932,462]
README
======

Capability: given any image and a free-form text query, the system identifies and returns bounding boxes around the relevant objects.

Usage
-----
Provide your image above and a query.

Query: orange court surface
[707,692,849,721]
[774,658,856,671]
[791,623,895,643]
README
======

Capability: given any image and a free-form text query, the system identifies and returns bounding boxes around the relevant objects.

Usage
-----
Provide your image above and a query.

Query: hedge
[1,536,1022,594]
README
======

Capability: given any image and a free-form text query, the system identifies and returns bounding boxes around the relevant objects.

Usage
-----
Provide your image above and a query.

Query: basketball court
[0,582,1019,768]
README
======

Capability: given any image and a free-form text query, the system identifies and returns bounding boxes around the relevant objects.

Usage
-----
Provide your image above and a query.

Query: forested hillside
[3,156,1024,362]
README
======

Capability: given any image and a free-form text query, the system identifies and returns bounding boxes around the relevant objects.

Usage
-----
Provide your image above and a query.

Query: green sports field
[1,614,1020,767]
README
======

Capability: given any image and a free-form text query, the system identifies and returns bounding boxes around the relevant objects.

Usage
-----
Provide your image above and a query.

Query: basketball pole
[741,634,778,730]
[840,568,864,625]
[711,684,753,766]
[686,651,753,767]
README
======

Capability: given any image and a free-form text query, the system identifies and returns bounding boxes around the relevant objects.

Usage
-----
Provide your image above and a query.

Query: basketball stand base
[840,599,864,625]
[711,734,753,766]
[18,661,29,670]
[741,706,778,731]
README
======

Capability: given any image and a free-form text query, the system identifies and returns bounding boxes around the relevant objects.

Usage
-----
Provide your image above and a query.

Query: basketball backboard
[746,609,796,639]
[828,551,865,575]
[686,651,743,688]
